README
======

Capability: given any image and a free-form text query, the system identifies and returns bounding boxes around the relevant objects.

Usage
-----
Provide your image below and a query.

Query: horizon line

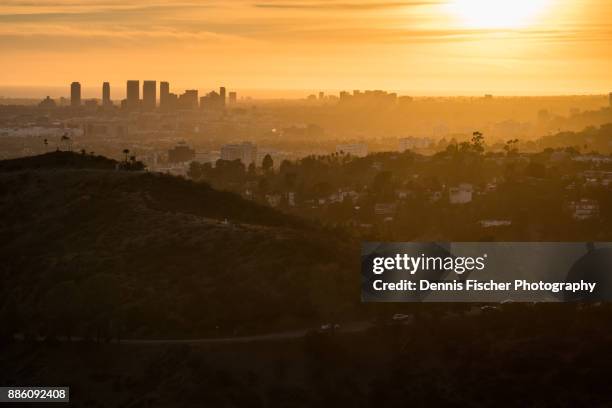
[0,85,610,101]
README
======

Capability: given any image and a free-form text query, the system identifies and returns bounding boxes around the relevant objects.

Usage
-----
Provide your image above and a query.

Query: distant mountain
[0,152,357,340]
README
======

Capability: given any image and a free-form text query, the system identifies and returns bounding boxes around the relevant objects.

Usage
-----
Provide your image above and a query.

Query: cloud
[0,3,216,22]
[0,0,610,54]
[253,1,438,10]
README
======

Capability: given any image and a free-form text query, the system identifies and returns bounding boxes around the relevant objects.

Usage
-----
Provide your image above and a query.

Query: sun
[447,0,551,29]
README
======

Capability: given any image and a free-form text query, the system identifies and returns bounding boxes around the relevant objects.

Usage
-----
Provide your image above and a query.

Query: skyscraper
[178,90,199,110]
[126,80,140,110]
[143,80,156,110]
[220,142,257,166]
[229,91,237,104]
[219,87,226,108]
[160,81,170,108]
[70,82,81,107]
[200,91,225,110]
[102,82,111,106]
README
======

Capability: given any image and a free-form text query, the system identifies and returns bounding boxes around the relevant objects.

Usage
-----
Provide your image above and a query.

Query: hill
[0,150,118,171]
[0,152,358,340]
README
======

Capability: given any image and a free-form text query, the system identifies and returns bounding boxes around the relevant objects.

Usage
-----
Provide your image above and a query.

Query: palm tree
[43,138,48,153]
[122,149,130,162]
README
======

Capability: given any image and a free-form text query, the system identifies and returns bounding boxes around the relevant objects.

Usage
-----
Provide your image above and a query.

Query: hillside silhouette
[0,150,118,171]
[0,152,357,340]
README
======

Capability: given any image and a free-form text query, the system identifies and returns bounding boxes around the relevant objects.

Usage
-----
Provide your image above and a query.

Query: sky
[0,0,610,98]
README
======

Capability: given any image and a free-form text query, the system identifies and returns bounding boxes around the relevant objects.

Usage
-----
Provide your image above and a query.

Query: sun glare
[448,0,551,29]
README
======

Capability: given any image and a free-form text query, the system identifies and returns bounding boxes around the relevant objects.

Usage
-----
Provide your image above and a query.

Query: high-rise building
[70,82,81,107]
[200,91,224,111]
[229,91,237,104]
[178,90,198,110]
[166,93,178,109]
[143,80,156,110]
[220,142,257,166]
[102,82,111,106]
[219,87,226,108]
[160,81,170,108]
[39,96,57,109]
[126,80,140,109]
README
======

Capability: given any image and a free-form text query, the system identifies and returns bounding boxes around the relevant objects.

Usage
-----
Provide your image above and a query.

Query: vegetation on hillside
[0,152,357,341]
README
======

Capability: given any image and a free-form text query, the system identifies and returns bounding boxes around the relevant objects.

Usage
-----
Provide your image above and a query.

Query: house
[479,220,512,228]
[573,155,612,164]
[374,203,397,216]
[581,171,612,187]
[568,199,600,220]
[287,192,296,207]
[266,194,282,207]
[328,192,343,203]
[396,189,413,200]
[341,190,360,202]
[449,183,473,204]
[429,191,443,202]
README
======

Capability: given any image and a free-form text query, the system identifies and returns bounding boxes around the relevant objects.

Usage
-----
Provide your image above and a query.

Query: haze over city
[1,0,611,97]
[2,1,612,407]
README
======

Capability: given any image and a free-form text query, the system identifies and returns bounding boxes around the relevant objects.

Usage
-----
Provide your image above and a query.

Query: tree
[371,171,394,199]
[471,131,485,154]
[122,149,130,162]
[247,162,256,176]
[188,162,204,179]
[258,178,270,196]
[262,154,274,173]
[279,159,293,174]
[284,172,297,190]
[504,139,519,156]
[215,159,245,183]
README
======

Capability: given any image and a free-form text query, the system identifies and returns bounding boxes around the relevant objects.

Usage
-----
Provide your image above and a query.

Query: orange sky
[0,0,610,97]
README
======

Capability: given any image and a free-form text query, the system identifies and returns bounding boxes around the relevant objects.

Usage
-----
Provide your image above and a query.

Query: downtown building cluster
[69,81,238,111]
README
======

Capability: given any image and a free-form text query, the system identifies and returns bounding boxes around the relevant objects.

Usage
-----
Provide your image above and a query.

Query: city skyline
[3,81,612,102]
[54,80,612,110]
[0,0,611,96]
[64,80,236,110]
